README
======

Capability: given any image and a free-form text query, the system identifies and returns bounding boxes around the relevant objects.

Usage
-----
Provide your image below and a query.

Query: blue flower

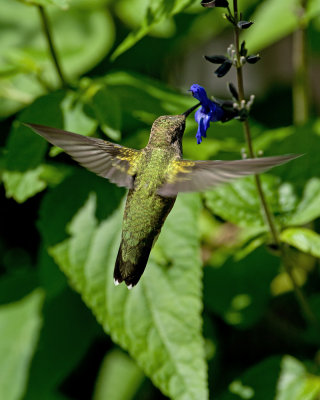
[189,84,225,144]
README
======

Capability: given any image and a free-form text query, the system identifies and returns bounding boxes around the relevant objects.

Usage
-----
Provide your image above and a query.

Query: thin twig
[292,0,309,125]
[38,5,67,87]
[232,0,318,328]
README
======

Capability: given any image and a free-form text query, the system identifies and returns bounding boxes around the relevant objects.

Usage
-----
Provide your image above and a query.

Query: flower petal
[189,84,211,108]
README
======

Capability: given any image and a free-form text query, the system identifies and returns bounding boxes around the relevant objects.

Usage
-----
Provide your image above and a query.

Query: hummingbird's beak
[182,103,201,118]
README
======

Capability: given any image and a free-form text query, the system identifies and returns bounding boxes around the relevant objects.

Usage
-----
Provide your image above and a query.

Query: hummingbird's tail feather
[113,242,151,289]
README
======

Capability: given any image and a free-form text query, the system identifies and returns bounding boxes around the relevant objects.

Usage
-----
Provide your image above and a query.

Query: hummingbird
[25,108,298,289]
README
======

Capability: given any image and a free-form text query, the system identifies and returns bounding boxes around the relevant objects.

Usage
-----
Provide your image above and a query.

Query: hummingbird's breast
[120,147,177,263]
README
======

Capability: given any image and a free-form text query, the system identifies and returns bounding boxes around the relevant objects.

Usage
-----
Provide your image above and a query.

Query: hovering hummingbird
[25,108,298,289]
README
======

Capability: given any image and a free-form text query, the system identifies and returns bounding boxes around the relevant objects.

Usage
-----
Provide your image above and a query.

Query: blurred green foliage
[1,0,320,399]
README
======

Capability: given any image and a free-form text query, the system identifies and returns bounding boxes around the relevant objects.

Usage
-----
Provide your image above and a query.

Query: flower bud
[204,55,228,64]
[214,60,232,77]
[240,41,247,57]
[237,20,254,29]
[228,82,239,100]
[246,55,261,64]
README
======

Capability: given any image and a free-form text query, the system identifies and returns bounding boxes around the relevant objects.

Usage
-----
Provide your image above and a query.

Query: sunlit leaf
[280,228,320,258]
[0,290,44,400]
[17,0,70,9]
[111,0,195,60]
[49,193,208,400]
[276,355,320,400]
[287,178,320,226]
[60,90,97,135]
[3,166,47,203]
[115,0,176,38]
[243,0,300,52]
[0,0,115,116]
[93,349,144,400]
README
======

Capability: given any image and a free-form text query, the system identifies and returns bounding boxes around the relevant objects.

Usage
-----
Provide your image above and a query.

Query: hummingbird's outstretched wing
[158,154,301,197]
[25,123,140,189]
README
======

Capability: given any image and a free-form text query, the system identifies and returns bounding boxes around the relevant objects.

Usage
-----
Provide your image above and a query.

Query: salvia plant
[1,0,320,399]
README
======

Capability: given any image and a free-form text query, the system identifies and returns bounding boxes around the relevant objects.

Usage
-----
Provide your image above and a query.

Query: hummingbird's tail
[113,242,151,289]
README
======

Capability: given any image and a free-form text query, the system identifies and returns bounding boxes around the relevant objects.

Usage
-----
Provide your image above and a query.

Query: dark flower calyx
[237,20,253,29]
[204,55,228,64]
[201,0,229,8]
[225,13,236,25]
[246,54,260,64]
[214,60,232,78]
[240,41,247,57]
[228,82,239,100]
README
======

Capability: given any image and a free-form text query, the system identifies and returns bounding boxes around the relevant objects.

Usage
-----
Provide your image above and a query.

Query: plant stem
[38,5,67,87]
[292,0,309,125]
[232,0,318,328]
[232,0,280,247]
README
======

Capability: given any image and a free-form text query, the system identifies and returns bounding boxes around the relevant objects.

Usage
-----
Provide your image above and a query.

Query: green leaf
[50,193,208,400]
[204,246,279,328]
[111,0,194,60]
[280,228,320,258]
[17,0,70,9]
[60,90,98,136]
[276,356,320,400]
[256,122,320,191]
[115,0,176,38]
[243,0,300,52]
[204,175,297,230]
[0,290,44,400]
[0,0,115,116]
[5,91,65,171]
[24,288,99,400]
[3,166,47,203]
[93,349,144,400]
[38,168,123,246]
[287,178,320,226]
[90,87,122,141]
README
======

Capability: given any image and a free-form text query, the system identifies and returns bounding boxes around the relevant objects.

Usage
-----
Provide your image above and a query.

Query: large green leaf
[49,193,208,400]
[0,0,115,116]
[38,168,123,246]
[111,0,195,60]
[24,287,100,400]
[204,175,297,230]
[93,349,144,400]
[0,290,44,400]
[280,228,320,258]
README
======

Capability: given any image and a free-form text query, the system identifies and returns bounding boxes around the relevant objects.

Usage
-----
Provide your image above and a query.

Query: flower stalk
[231,0,318,328]
[38,5,67,87]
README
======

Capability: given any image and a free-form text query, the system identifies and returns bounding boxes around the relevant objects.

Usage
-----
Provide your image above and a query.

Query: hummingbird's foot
[114,278,121,286]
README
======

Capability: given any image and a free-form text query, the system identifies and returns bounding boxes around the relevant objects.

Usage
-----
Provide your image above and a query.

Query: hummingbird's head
[148,114,186,148]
